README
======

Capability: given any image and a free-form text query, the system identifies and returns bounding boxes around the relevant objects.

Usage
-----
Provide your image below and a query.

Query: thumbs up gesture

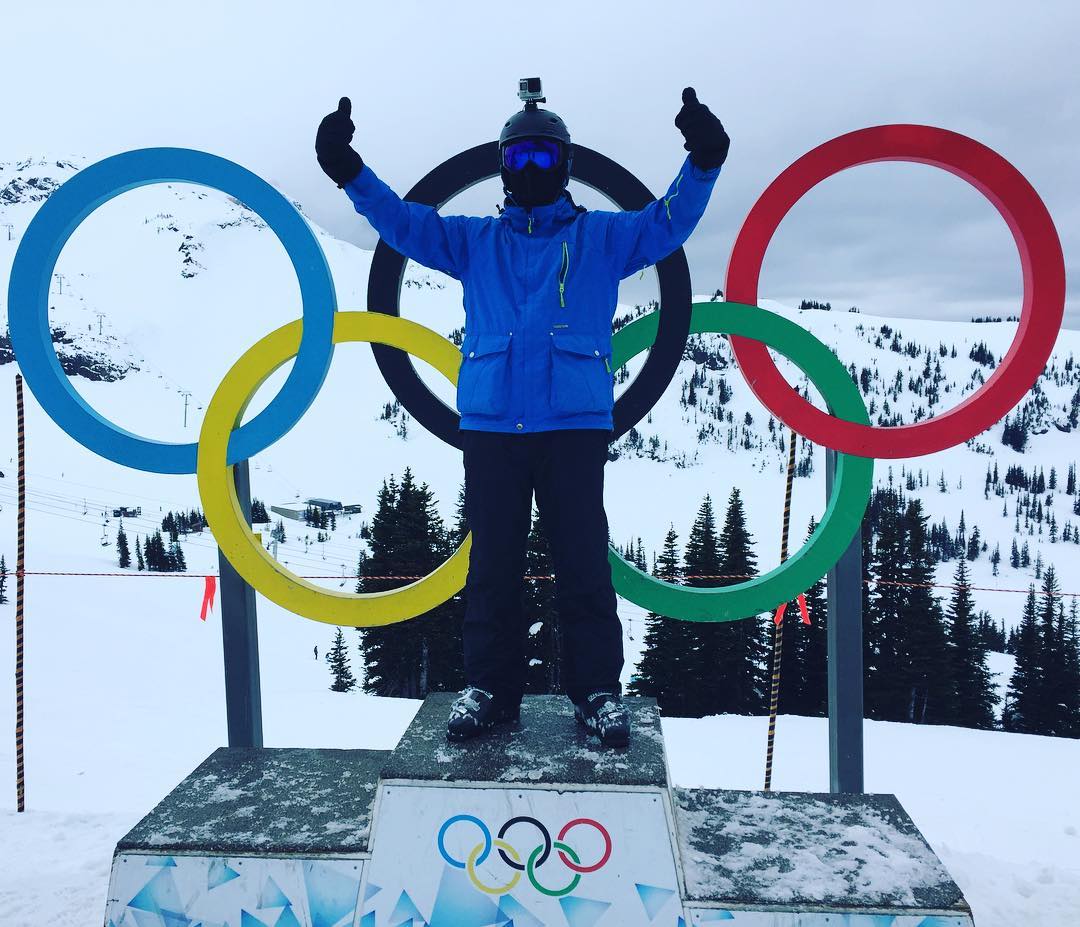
[675,87,730,171]
[316,97,365,188]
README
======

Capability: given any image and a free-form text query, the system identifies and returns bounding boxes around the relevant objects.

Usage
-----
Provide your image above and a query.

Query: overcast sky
[6,0,1077,328]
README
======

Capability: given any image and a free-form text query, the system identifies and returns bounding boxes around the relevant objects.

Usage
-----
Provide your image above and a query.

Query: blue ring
[7,148,336,474]
[438,814,492,869]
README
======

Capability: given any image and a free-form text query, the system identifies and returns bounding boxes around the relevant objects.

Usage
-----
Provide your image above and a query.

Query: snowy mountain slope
[4,156,1075,628]
[0,156,1078,927]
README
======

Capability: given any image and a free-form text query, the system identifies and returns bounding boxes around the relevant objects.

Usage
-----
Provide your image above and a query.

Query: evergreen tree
[326,627,356,692]
[628,526,698,714]
[899,500,953,724]
[116,521,131,568]
[135,536,145,571]
[1004,586,1042,733]
[523,508,560,694]
[1036,566,1071,736]
[359,470,464,698]
[687,490,766,716]
[945,558,998,729]
[864,488,909,719]
[163,512,179,543]
[142,529,185,573]
[144,530,164,571]
[1062,599,1080,738]
[250,498,269,523]
[776,518,828,717]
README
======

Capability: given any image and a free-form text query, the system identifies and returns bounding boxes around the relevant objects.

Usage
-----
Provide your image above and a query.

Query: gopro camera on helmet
[518,77,546,105]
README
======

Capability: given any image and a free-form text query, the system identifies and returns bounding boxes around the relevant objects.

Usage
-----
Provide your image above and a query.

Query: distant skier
[316,80,728,747]
[314,644,318,661]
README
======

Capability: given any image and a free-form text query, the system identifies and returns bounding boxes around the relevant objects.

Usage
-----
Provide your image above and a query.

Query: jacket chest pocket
[549,331,612,414]
[457,333,512,417]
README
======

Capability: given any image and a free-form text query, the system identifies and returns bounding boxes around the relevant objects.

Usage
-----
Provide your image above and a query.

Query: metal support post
[219,459,263,747]
[826,449,864,793]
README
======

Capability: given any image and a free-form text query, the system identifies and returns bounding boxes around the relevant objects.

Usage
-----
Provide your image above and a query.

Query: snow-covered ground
[2,604,1078,927]
[0,158,1078,926]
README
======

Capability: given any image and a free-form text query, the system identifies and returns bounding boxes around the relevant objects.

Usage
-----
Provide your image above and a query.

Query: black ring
[366,142,693,449]
[497,815,552,871]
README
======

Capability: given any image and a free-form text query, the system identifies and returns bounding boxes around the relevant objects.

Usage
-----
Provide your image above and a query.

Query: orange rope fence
[9,569,1079,597]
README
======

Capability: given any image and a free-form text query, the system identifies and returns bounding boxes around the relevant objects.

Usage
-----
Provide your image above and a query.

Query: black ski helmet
[499,100,573,205]
[499,101,572,149]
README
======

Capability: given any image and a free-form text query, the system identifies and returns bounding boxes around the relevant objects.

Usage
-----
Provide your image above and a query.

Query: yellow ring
[466,839,521,895]
[197,311,470,627]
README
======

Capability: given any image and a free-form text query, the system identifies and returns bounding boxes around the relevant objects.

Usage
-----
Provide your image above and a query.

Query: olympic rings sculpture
[437,814,612,896]
[6,124,1065,628]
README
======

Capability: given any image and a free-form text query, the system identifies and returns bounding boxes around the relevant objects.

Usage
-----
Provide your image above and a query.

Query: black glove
[675,87,730,171]
[316,97,365,188]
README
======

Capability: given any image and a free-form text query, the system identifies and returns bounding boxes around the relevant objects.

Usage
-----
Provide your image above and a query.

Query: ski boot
[446,687,520,742]
[574,691,630,748]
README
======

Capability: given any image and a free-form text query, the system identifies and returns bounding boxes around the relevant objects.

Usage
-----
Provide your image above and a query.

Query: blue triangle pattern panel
[106,854,366,927]
[303,860,363,927]
[426,864,501,927]
[208,859,243,891]
[635,884,676,920]
[277,905,304,927]
[558,896,612,927]
[258,875,291,908]
[389,889,426,923]
[128,869,185,915]
[498,894,545,927]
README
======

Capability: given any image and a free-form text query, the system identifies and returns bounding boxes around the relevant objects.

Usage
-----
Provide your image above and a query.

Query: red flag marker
[773,593,810,626]
[200,576,217,621]
[797,592,810,625]
[773,601,788,625]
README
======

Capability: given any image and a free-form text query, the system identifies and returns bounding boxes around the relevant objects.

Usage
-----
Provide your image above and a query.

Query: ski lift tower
[180,391,192,428]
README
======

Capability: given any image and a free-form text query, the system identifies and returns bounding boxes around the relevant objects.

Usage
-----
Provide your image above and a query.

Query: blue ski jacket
[344,156,720,433]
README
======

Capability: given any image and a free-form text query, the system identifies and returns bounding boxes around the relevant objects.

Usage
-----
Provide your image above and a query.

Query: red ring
[556,818,612,873]
[724,124,1065,458]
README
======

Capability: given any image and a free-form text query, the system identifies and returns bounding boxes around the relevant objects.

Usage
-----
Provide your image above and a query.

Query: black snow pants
[461,428,624,706]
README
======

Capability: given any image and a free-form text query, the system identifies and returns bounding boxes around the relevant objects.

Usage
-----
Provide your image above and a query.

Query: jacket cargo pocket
[457,333,512,417]
[549,331,612,414]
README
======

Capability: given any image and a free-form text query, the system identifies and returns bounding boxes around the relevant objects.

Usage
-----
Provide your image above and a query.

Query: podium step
[674,787,974,925]
[381,692,669,788]
[362,693,684,926]
[106,747,386,927]
[102,699,975,927]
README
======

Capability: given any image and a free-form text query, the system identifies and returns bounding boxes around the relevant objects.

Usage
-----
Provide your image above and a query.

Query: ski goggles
[501,138,562,171]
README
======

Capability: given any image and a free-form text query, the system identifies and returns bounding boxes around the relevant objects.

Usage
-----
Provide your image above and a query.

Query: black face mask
[501,162,568,209]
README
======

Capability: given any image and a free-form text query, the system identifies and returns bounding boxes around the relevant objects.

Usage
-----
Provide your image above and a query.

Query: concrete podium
[105,695,974,926]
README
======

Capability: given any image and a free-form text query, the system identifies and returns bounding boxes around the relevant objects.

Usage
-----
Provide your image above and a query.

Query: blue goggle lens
[502,139,562,171]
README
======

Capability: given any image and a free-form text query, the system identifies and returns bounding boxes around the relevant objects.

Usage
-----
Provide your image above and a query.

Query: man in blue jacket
[316,84,727,747]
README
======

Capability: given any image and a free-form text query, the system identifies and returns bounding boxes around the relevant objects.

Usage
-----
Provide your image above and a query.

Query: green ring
[527,841,582,897]
[607,301,874,622]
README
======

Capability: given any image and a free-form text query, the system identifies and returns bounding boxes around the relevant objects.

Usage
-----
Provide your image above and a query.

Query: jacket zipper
[559,240,569,307]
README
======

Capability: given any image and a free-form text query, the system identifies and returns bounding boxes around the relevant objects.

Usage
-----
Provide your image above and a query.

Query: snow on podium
[104,694,973,926]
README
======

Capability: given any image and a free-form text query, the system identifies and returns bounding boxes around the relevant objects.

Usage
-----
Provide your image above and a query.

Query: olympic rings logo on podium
[437,814,612,896]
[6,125,1065,628]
